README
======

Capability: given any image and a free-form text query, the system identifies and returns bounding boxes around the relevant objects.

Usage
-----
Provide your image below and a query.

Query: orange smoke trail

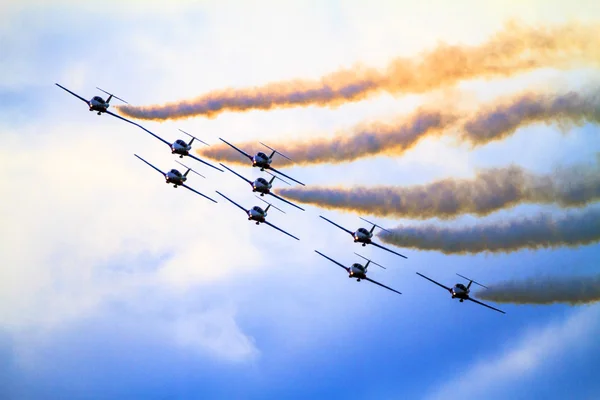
[117,21,600,121]
[197,87,600,167]
[275,156,600,219]
[200,108,456,167]
[377,206,600,254]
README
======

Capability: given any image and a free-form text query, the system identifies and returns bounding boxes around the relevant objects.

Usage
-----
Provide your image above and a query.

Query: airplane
[416,272,506,314]
[219,138,305,186]
[215,191,299,241]
[319,215,408,259]
[219,163,305,211]
[314,250,401,295]
[136,127,223,172]
[55,83,133,121]
[134,154,217,204]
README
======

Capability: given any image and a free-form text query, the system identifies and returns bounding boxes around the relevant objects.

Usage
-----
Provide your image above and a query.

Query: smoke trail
[117,21,600,121]
[275,157,600,219]
[377,206,600,254]
[463,90,600,144]
[195,87,600,167]
[200,109,457,166]
[476,275,600,305]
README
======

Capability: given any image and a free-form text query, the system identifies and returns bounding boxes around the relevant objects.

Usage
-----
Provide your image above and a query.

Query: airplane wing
[266,166,305,186]
[181,184,218,203]
[105,110,148,127]
[467,297,506,314]
[415,272,452,292]
[262,220,300,240]
[186,153,224,172]
[314,250,349,272]
[215,191,248,214]
[134,154,166,176]
[370,241,408,259]
[219,138,253,161]
[364,277,402,295]
[55,83,89,104]
[267,192,305,211]
[220,163,252,185]
[319,215,354,236]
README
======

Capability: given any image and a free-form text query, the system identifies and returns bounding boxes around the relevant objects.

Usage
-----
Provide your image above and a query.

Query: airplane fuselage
[451,284,470,301]
[252,152,271,170]
[252,179,271,195]
[353,228,373,245]
[171,141,192,157]
[165,170,186,187]
[248,207,267,223]
[349,263,367,281]
[89,96,109,114]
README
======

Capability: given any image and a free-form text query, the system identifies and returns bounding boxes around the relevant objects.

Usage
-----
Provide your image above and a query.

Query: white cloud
[0,121,263,335]
[425,305,600,400]
[171,306,259,362]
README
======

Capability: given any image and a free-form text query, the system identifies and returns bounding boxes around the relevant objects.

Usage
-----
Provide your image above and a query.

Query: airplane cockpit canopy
[175,139,187,146]
[92,96,104,102]
[257,177,269,185]
[252,206,264,214]
[256,152,268,159]
[351,263,364,270]
[358,227,370,235]
[455,283,467,291]
[170,169,182,177]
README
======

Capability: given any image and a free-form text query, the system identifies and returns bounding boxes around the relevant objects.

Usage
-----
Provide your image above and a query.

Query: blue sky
[1,1,599,399]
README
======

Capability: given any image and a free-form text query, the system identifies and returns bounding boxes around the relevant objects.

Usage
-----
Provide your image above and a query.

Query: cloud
[0,121,263,336]
[425,305,600,400]
[171,307,259,362]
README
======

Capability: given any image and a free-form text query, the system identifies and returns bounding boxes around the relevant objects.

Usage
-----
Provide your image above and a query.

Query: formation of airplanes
[56,84,506,315]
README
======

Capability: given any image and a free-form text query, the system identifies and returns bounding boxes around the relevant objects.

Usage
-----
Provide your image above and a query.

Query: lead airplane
[416,272,506,314]
[134,154,217,204]
[219,138,305,186]
[219,163,304,211]
[136,127,223,172]
[215,191,299,241]
[55,83,134,122]
[319,215,407,259]
[315,250,401,295]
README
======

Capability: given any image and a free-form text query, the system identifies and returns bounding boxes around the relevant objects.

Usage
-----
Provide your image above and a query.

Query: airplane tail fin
[175,160,205,179]
[456,273,488,290]
[360,217,392,234]
[353,253,386,270]
[255,195,285,214]
[265,171,291,186]
[260,142,292,161]
[179,129,209,147]
[96,87,129,104]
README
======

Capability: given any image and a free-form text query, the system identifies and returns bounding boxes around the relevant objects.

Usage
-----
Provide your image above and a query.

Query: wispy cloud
[0,123,263,339]
[171,307,259,362]
[425,305,600,400]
